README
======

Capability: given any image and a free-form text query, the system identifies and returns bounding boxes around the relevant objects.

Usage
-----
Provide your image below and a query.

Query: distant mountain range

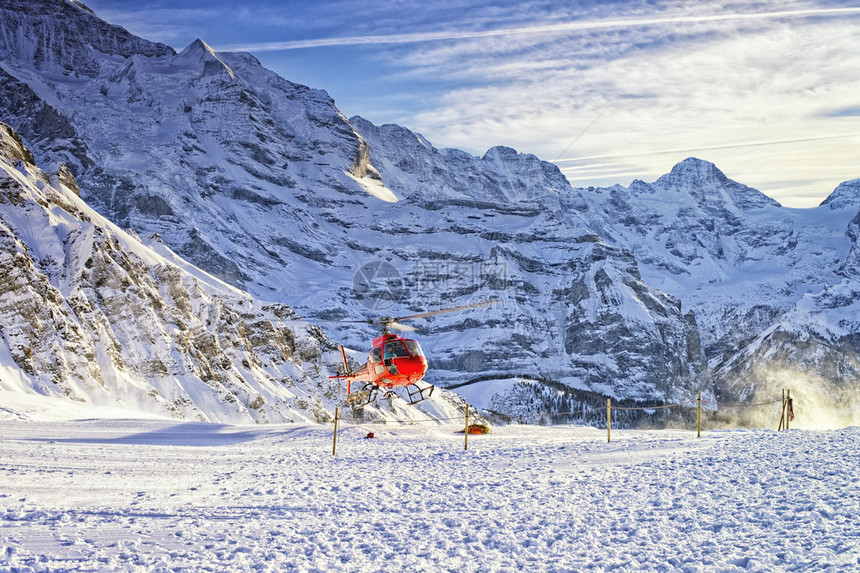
[1,0,858,425]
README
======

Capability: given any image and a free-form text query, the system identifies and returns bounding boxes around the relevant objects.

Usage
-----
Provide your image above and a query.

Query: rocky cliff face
[0,121,345,422]
[351,119,860,421]
[349,117,590,209]
[347,118,706,403]
[1,0,858,424]
[0,0,173,76]
[575,158,860,423]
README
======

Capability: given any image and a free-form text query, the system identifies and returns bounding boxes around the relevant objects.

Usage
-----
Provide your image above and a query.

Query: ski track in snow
[0,421,858,572]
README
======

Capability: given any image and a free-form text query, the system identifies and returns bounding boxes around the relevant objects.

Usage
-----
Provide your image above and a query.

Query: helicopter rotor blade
[391,299,501,323]
[332,300,501,332]
[337,317,407,331]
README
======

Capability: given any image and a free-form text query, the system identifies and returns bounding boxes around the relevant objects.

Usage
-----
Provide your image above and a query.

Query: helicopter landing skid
[405,383,434,405]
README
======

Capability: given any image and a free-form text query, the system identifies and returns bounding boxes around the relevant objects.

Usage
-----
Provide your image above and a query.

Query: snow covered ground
[1,400,858,571]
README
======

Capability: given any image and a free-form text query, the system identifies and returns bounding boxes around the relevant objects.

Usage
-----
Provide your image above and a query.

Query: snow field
[0,420,858,572]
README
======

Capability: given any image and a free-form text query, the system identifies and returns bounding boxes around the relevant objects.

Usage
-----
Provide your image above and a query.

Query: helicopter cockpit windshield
[403,340,424,357]
[380,339,425,359]
[383,340,411,359]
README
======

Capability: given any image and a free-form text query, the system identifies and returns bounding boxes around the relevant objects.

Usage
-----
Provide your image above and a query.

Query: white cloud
[217,5,860,52]
[366,1,860,206]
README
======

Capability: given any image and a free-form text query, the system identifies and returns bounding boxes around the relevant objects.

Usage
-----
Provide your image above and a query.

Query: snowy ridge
[583,159,857,347]
[821,178,860,210]
[576,158,860,425]
[716,279,860,428]
[2,0,389,296]
[0,0,173,76]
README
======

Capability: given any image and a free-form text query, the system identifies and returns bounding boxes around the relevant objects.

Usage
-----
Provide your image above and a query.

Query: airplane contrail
[216,7,860,52]
[555,133,860,165]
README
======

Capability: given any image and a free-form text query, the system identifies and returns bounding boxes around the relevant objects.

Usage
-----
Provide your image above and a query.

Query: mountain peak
[820,179,860,210]
[176,39,234,77]
[657,157,780,210]
[668,157,728,183]
[65,0,95,15]
[179,38,215,57]
[483,145,518,158]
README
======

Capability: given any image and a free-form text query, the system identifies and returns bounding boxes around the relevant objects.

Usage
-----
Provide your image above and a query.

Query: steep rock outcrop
[0,1,709,415]
[347,121,706,403]
[0,0,173,76]
[0,122,340,422]
[0,1,378,291]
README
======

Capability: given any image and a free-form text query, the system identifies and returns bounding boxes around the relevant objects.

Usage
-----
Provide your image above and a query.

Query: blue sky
[85,0,860,207]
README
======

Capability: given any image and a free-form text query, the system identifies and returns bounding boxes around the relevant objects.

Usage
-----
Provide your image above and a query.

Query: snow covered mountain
[716,278,860,428]
[578,161,860,414]
[584,160,857,361]
[1,0,858,423]
[347,119,707,407]
[0,120,473,423]
[351,117,860,419]
[0,122,342,422]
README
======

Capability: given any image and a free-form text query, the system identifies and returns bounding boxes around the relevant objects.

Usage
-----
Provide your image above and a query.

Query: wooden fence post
[464,403,470,451]
[786,389,791,431]
[332,407,339,456]
[607,398,611,443]
[778,389,786,431]
[697,391,702,438]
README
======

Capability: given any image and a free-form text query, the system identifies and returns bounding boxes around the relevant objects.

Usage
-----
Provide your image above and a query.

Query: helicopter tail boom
[330,345,371,394]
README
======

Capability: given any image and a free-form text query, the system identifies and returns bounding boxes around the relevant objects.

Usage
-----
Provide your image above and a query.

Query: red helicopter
[331,300,498,407]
